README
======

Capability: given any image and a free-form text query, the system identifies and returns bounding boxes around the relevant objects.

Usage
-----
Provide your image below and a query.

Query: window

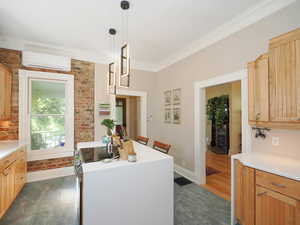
[19,70,74,160]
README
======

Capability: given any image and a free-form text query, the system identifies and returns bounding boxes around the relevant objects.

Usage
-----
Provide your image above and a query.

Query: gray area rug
[0,174,231,225]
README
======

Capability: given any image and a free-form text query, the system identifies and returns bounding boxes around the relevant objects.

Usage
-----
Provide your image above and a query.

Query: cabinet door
[0,64,12,121]
[256,186,300,225]
[269,39,300,122]
[0,163,15,218]
[15,157,26,195]
[248,54,269,122]
[235,160,255,225]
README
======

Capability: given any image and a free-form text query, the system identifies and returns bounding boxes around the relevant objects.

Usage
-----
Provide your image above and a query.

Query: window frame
[19,70,74,161]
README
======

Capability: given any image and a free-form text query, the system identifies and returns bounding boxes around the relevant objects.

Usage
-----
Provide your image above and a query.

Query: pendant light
[108,28,117,95]
[119,0,130,88]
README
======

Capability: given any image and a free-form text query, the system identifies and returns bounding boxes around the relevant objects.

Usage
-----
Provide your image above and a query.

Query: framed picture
[173,88,181,105]
[108,62,116,94]
[164,90,172,106]
[173,108,181,124]
[120,44,130,77]
[164,108,172,123]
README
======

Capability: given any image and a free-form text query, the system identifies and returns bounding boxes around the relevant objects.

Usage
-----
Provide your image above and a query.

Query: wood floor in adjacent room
[202,150,231,201]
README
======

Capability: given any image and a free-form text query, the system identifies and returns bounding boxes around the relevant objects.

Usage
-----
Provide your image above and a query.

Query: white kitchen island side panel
[82,157,174,225]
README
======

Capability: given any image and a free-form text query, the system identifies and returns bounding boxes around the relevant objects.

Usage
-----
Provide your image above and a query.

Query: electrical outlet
[272,137,279,146]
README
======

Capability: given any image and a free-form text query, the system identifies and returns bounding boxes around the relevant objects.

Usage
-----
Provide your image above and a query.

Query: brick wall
[0,48,95,171]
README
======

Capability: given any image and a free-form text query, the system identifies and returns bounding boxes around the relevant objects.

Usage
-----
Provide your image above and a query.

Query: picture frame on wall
[173,88,181,105]
[173,108,181,124]
[164,90,172,106]
[164,108,172,123]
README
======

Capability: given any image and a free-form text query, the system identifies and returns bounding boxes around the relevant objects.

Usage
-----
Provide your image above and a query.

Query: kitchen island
[78,141,174,225]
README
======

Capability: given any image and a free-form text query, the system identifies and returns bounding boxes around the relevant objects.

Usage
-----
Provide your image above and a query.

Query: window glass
[30,80,66,150]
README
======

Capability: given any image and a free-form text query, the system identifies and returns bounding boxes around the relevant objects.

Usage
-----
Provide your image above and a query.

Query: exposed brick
[0,48,94,171]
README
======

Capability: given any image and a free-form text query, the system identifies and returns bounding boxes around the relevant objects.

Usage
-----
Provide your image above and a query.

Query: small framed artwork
[173,108,181,124]
[120,44,130,77]
[173,88,181,105]
[164,90,172,106]
[164,108,172,123]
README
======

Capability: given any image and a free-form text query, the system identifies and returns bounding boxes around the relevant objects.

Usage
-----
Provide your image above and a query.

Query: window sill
[27,150,74,161]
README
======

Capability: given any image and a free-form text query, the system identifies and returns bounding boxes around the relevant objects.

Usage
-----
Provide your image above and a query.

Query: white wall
[94,63,156,140]
[151,1,300,171]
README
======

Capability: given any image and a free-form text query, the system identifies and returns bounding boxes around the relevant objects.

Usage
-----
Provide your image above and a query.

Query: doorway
[115,95,140,139]
[193,69,251,187]
[203,81,241,200]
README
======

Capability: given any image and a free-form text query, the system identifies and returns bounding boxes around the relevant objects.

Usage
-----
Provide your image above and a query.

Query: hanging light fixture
[119,0,130,88]
[108,28,117,95]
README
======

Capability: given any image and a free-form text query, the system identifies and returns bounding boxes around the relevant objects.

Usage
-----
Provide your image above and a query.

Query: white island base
[81,142,174,225]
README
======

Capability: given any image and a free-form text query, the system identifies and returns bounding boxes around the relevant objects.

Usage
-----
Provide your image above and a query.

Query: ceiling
[0,0,294,71]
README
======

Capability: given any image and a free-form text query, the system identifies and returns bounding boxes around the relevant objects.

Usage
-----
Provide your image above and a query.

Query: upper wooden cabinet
[248,54,269,123]
[0,64,12,121]
[248,28,300,128]
[269,29,300,123]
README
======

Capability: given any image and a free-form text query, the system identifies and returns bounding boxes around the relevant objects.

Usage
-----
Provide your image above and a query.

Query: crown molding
[0,36,158,72]
[155,0,296,71]
[0,0,296,73]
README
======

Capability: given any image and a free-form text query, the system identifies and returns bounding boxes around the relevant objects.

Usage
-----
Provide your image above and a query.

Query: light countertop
[0,140,25,160]
[232,152,300,181]
[79,141,173,173]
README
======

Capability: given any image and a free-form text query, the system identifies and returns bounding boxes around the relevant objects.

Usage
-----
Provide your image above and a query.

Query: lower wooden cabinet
[256,186,300,225]
[235,161,255,225]
[0,146,27,219]
[0,164,15,218]
[235,160,300,225]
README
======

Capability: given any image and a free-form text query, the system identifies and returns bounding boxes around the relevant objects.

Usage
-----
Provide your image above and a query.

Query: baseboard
[174,164,200,184]
[27,166,75,183]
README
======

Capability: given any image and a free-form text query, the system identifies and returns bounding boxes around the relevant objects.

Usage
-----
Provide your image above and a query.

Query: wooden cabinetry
[0,63,12,121]
[235,161,255,225]
[256,186,300,225]
[269,29,300,123]
[248,27,300,128]
[235,160,300,225]
[248,54,269,123]
[0,146,27,219]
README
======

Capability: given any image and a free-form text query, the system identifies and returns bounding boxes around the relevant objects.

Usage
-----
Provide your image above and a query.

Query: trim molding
[27,166,74,183]
[194,69,251,185]
[156,0,296,71]
[0,0,295,72]
[0,36,158,72]
[174,164,200,185]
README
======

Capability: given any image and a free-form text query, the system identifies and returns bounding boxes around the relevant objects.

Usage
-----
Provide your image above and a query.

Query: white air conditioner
[22,51,71,71]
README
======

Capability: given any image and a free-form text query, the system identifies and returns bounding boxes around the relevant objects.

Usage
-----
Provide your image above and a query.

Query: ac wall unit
[22,51,71,72]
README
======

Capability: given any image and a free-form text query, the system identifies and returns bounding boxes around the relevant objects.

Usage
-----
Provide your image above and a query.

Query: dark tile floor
[0,174,231,225]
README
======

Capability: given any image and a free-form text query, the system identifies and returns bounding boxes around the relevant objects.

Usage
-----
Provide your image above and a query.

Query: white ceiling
[0,0,295,71]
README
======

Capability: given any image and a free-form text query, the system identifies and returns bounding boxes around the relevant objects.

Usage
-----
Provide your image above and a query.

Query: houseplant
[101,119,116,136]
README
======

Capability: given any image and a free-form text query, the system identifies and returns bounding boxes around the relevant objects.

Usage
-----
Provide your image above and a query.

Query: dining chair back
[136,136,149,145]
[153,141,171,154]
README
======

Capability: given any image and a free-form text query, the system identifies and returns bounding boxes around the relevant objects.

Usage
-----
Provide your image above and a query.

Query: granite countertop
[0,140,24,160]
[232,152,300,181]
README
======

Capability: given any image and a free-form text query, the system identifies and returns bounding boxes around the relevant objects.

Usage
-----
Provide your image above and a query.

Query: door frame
[194,69,251,185]
[111,89,148,137]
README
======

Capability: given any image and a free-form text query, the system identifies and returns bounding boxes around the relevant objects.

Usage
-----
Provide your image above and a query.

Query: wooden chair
[153,141,171,154]
[136,136,149,145]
